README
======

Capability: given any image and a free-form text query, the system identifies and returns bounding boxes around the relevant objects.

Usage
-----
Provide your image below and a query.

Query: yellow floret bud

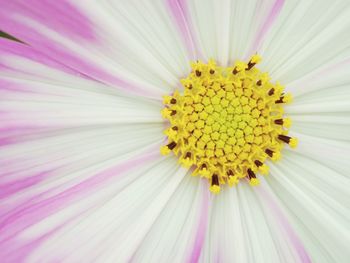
[271,151,281,161]
[228,176,239,186]
[210,185,221,194]
[249,178,260,186]
[250,54,262,64]
[160,146,171,155]
[259,164,269,175]
[289,138,298,148]
[283,118,292,128]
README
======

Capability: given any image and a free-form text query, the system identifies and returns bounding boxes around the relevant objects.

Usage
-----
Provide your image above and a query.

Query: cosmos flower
[0,0,349,262]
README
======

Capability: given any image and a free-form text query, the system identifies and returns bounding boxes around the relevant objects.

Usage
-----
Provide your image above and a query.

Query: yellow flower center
[161,55,297,194]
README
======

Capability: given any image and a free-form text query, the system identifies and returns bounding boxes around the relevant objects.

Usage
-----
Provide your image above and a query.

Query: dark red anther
[278,135,291,144]
[247,62,256,70]
[268,88,275,96]
[170,98,177,104]
[195,70,202,77]
[167,141,177,150]
[256,80,262,86]
[170,110,177,116]
[265,149,274,157]
[212,174,219,186]
[227,170,234,177]
[275,97,284,104]
[210,69,215,74]
[274,119,283,125]
[247,168,256,179]
[232,68,239,75]
[254,160,263,167]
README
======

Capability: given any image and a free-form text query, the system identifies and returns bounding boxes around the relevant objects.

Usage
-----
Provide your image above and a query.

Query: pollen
[161,55,297,194]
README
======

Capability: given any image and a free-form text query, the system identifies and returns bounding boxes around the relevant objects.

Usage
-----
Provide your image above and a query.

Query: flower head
[0,0,349,262]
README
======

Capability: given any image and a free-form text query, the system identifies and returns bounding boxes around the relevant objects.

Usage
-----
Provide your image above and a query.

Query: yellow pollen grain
[161,55,297,194]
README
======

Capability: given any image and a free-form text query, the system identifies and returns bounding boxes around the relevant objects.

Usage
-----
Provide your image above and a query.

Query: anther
[170,98,177,104]
[212,174,219,185]
[170,110,177,116]
[254,160,269,174]
[195,70,202,77]
[210,69,215,74]
[167,141,177,150]
[275,97,284,104]
[268,88,275,96]
[257,80,262,86]
[227,170,234,177]
[265,149,274,158]
[248,168,260,186]
[247,168,256,180]
[247,61,256,70]
[254,160,263,167]
[274,119,283,125]
[278,135,292,144]
[232,68,239,75]
[210,174,221,194]
[274,118,291,128]
[278,135,298,148]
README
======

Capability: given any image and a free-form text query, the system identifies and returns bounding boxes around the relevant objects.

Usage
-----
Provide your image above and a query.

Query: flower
[0,0,349,262]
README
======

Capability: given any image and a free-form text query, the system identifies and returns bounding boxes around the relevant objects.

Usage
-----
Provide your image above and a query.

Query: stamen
[210,174,221,194]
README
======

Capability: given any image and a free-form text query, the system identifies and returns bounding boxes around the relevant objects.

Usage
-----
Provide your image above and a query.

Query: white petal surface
[266,151,350,263]
[132,176,210,262]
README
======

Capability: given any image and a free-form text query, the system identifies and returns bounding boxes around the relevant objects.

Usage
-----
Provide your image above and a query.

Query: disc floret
[161,55,297,193]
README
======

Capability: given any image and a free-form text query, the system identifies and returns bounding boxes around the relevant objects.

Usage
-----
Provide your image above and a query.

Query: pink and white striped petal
[0,0,195,98]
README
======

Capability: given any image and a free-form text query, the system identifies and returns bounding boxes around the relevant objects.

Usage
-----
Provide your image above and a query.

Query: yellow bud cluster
[161,55,297,194]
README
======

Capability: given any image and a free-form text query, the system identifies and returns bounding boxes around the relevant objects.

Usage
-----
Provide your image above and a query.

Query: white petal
[259,0,350,86]
[132,176,210,262]
[267,151,350,263]
[182,0,285,65]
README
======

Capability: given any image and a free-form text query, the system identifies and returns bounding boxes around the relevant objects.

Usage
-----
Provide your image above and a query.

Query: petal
[0,152,181,262]
[132,176,210,262]
[0,38,162,145]
[201,182,310,262]
[259,0,350,86]
[0,1,191,97]
[177,0,285,65]
[266,151,350,262]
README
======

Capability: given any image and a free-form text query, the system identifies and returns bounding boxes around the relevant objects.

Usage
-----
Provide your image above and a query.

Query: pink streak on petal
[0,0,96,41]
[166,0,202,60]
[249,0,285,54]
[0,38,85,77]
[0,147,161,243]
[256,185,312,263]
[0,228,56,263]
[0,217,77,263]
[188,180,210,263]
[0,4,158,98]
[0,173,46,200]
